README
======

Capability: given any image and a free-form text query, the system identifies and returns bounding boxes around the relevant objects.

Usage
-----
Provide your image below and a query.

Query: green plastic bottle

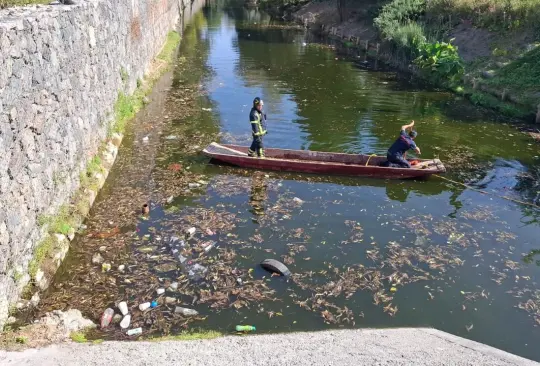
[235,325,256,332]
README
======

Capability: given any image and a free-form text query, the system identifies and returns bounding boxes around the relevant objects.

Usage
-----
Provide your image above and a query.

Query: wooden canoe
[203,142,446,179]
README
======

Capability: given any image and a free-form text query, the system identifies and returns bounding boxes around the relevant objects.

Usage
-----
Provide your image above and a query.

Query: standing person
[386,120,421,168]
[248,97,267,158]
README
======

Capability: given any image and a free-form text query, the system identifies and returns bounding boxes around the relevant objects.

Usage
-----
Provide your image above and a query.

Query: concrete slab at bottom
[0,328,536,366]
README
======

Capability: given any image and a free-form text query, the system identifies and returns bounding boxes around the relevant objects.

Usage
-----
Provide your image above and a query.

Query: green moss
[8,305,17,316]
[75,197,91,217]
[468,91,529,119]
[47,205,73,235]
[120,67,129,83]
[157,31,181,63]
[15,336,27,344]
[112,92,138,134]
[110,30,181,136]
[147,330,222,342]
[80,155,105,192]
[92,339,105,345]
[13,270,23,283]
[28,235,55,278]
[70,332,88,343]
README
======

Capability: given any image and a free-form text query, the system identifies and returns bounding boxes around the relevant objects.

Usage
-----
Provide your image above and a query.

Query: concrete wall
[0,0,204,328]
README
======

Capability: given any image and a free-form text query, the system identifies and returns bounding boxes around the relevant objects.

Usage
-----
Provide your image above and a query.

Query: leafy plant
[414,39,464,85]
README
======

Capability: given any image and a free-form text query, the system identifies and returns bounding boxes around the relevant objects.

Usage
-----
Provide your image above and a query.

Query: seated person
[386,120,421,168]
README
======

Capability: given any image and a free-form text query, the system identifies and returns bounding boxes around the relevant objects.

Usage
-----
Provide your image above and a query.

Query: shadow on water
[31,2,540,361]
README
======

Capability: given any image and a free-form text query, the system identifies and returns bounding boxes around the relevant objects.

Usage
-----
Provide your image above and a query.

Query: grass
[427,0,540,31]
[70,332,88,343]
[0,0,47,8]
[147,330,222,342]
[483,46,540,106]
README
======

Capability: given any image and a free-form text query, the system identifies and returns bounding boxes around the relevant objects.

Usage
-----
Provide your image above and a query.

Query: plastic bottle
[185,227,196,237]
[174,307,199,316]
[118,301,128,316]
[120,315,131,329]
[139,302,151,311]
[235,325,256,332]
[204,241,217,253]
[126,327,143,336]
[100,308,115,328]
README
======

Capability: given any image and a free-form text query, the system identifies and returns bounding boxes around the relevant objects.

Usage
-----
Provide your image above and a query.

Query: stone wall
[0,0,204,328]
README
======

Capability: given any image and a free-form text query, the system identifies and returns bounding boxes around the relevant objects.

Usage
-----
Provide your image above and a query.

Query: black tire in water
[260,259,291,277]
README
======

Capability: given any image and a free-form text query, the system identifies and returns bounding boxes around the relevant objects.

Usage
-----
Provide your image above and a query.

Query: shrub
[414,39,464,85]
[375,0,427,27]
[384,21,426,50]
[375,0,428,53]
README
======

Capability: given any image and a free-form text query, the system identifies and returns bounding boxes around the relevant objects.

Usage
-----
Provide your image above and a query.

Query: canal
[36,3,540,361]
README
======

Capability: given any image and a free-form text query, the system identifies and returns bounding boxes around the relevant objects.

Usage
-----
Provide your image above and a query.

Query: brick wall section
[0,0,204,327]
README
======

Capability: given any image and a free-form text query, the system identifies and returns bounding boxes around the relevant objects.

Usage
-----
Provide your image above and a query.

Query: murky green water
[36,4,540,361]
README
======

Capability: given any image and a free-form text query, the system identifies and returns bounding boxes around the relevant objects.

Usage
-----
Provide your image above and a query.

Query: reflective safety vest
[250,108,267,137]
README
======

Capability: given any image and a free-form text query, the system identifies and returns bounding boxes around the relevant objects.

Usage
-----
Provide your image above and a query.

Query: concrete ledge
[0,328,536,365]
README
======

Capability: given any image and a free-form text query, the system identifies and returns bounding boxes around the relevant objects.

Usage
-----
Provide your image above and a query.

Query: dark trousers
[387,153,411,168]
[248,136,264,157]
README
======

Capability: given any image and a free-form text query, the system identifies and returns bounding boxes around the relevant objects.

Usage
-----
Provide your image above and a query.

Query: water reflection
[248,172,269,218]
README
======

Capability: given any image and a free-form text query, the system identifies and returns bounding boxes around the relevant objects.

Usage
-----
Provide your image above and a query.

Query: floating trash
[118,301,128,316]
[139,302,151,311]
[127,327,143,336]
[92,253,104,265]
[120,315,131,329]
[100,308,114,329]
[235,325,256,332]
[142,204,150,215]
[174,307,199,316]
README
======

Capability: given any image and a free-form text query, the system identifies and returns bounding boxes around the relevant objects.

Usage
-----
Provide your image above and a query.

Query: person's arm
[401,120,415,131]
[414,146,421,155]
[401,120,415,132]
